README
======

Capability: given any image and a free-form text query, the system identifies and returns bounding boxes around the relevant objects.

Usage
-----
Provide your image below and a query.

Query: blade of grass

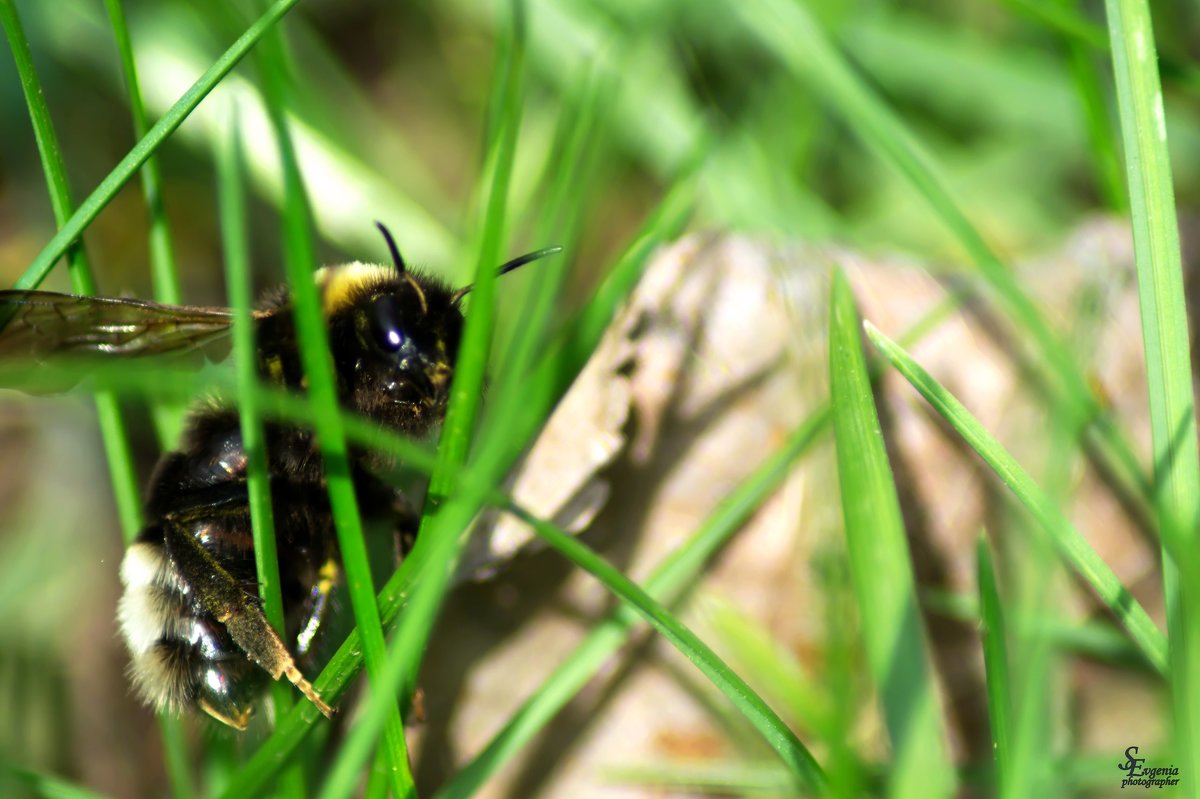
[819,548,865,799]
[1104,0,1200,789]
[319,5,532,794]
[362,750,392,799]
[502,501,825,793]
[705,599,834,739]
[200,736,237,797]
[249,0,410,791]
[925,590,1152,669]
[1055,0,1126,212]
[976,536,1012,796]
[398,0,552,703]
[155,714,193,799]
[215,105,304,798]
[1001,0,1108,50]
[864,321,1169,673]
[435,407,831,799]
[423,0,527,516]
[318,468,494,799]
[828,269,954,799]
[103,0,182,304]
[530,69,606,251]
[492,67,604,385]
[0,761,115,799]
[1003,516,1060,797]
[104,0,187,447]
[600,762,794,796]
[0,3,194,794]
[13,0,300,291]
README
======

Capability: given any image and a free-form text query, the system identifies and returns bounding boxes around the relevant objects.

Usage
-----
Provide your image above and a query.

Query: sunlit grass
[1,0,1196,797]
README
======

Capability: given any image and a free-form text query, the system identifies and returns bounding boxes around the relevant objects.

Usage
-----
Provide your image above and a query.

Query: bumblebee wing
[0,290,256,361]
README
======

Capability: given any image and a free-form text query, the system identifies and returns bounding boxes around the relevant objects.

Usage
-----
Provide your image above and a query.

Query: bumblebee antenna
[375,220,429,314]
[374,221,407,274]
[451,245,562,305]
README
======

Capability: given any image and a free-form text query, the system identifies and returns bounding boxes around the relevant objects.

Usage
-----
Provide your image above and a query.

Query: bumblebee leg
[198,697,253,731]
[295,558,341,660]
[161,516,335,719]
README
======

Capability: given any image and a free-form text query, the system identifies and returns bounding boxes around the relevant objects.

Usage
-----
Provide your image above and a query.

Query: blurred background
[5,0,1198,295]
[1,0,1199,796]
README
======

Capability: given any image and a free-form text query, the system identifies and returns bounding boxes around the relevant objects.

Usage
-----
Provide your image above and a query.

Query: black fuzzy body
[117,264,463,727]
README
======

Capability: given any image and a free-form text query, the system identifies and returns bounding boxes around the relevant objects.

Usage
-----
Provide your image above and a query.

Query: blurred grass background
[0,0,1198,797]
[7,1,1197,296]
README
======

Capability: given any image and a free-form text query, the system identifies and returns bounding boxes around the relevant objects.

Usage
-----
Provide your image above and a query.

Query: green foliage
[1,0,1197,797]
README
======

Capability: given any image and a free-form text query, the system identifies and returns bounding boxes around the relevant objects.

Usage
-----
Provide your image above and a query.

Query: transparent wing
[0,290,252,361]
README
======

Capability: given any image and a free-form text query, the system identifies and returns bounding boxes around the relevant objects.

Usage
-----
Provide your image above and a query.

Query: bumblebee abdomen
[118,534,266,728]
[118,538,192,711]
[118,408,349,727]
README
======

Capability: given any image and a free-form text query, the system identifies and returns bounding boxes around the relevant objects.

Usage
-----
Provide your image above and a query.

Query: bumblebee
[0,224,557,729]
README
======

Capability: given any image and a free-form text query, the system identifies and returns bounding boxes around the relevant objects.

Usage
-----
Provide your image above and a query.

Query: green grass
[253,0,413,791]
[215,108,304,799]
[829,270,954,798]
[103,0,187,447]
[1105,5,1200,795]
[2,0,1198,797]
[976,536,1013,795]
[865,322,1168,673]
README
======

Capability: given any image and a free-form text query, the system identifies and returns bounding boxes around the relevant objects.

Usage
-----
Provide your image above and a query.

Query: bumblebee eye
[369,296,407,354]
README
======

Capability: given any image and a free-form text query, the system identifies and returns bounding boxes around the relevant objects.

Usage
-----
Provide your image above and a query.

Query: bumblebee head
[322,223,559,436]
[321,261,458,434]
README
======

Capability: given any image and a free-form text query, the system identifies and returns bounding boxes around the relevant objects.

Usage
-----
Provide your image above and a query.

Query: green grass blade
[103,0,187,447]
[319,6,531,795]
[976,536,1012,795]
[492,67,604,388]
[13,0,300,291]
[828,270,954,799]
[1003,521,1059,798]
[424,0,526,511]
[0,762,115,799]
[215,107,305,798]
[864,321,1169,674]
[436,408,831,799]
[738,0,1071,400]
[1056,2,1126,212]
[250,1,410,791]
[1002,0,1108,50]
[317,475,490,799]
[362,750,392,799]
[1003,0,1200,94]
[1104,0,1200,788]
[925,590,1152,669]
[216,103,275,664]
[155,713,194,799]
[103,0,182,304]
[507,503,825,793]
